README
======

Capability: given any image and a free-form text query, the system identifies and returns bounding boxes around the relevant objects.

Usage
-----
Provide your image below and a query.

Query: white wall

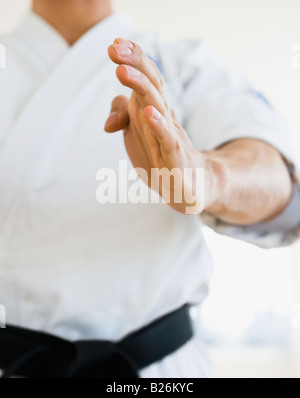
[0,0,30,31]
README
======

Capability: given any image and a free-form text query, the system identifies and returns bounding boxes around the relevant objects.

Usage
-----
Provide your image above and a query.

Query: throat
[32,0,113,46]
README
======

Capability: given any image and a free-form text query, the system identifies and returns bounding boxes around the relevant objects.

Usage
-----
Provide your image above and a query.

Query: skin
[32,0,113,45]
[33,0,293,223]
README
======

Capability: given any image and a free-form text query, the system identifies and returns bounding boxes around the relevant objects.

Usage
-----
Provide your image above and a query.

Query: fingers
[115,64,166,113]
[106,39,180,162]
[108,38,167,112]
[108,38,164,94]
[104,95,130,133]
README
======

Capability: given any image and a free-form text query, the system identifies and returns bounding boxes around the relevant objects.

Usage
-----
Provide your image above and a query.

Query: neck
[32,0,113,45]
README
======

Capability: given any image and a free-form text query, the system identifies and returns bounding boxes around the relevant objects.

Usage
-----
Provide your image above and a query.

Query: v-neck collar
[12,11,136,72]
[13,11,69,71]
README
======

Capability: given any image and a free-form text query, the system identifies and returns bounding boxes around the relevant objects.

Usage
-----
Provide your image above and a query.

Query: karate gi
[0,11,299,378]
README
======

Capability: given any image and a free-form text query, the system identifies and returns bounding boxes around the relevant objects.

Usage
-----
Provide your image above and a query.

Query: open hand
[105,38,209,214]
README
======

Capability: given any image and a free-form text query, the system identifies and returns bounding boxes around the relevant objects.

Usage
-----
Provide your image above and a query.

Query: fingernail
[151,107,162,121]
[115,38,133,48]
[113,44,132,57]
[105,112,118,125]
[124,65,141,78]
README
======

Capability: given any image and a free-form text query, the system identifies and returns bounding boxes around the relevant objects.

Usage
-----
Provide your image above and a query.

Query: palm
[124,94,155,172]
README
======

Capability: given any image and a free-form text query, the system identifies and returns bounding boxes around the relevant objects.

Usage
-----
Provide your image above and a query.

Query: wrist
[202,150,230,214]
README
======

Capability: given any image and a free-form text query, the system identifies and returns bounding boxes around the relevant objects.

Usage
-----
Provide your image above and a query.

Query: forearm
[104,40,294,221]
[203,138,293,225]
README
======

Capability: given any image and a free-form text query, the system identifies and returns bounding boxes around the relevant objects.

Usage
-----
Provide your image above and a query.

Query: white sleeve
[151,38,300,248]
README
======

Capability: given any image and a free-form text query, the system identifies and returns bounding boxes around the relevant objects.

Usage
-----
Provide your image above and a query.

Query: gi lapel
[0,14,136,238]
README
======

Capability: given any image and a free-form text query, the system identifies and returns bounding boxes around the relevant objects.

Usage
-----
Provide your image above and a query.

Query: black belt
[0,305,193,378]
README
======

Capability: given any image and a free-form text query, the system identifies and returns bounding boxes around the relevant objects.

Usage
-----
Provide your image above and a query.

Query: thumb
[104,95,130,133]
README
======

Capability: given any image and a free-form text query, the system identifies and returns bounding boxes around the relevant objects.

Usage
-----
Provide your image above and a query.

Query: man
[0,0,299,378]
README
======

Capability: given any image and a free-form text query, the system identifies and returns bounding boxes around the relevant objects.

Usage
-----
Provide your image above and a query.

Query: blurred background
[0,0,299,378]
